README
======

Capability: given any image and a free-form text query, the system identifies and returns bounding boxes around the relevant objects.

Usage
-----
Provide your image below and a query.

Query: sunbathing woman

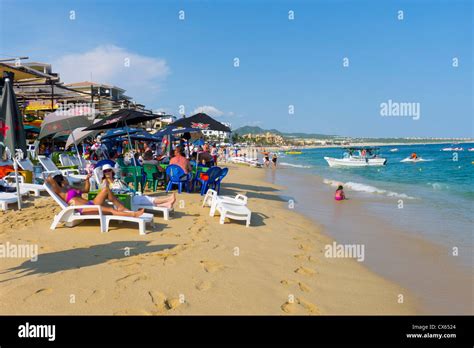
[46,174,145,217]
[99,164,176,209]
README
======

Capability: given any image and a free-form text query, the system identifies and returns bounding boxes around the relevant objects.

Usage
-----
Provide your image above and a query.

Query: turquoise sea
[275,143,474,266]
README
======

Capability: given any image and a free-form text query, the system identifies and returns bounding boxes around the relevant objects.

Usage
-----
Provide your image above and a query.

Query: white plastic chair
[44,183,154,235]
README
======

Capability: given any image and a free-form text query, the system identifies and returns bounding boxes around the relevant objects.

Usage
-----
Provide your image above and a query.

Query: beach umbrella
[155,126,198,137]
[0,73,27,209]
[84,109,161,131]
[39,111,92,168]
[39,108,95,139]
[116,130,163,143]
[85,109,162,168]
[167,113,231,132]
[101,127,141,140]
[64,125,100,149]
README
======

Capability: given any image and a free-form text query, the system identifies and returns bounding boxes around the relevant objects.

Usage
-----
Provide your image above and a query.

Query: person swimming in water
[334,185,346,201]
[410,152,418,159]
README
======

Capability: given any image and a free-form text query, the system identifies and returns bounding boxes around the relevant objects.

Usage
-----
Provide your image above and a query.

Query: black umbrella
[167,113,231,132]
[0,72,27,209]
[85,109,161,131]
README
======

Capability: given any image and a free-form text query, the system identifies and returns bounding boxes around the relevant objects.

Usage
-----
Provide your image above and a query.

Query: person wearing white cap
[99,164,176,209]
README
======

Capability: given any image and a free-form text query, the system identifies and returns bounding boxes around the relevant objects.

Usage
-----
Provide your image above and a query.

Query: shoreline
[258,140,474,152]
[0,163,418,315]
[264,165,473,314]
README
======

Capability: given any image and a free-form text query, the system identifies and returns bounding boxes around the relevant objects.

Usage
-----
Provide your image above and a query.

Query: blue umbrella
[116,130,162,142]
[155,126,199,137]
[101,127,141,140]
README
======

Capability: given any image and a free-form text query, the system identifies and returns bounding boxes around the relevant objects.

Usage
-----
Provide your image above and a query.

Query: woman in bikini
[46,174,145,217]
[99,164,176,209]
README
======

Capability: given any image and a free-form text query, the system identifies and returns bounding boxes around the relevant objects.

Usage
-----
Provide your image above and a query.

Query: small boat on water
[441,147,464,151]
[285,150,302,155]
[324,147,387,167]
[389,148,399,152]
[468,148,474,152]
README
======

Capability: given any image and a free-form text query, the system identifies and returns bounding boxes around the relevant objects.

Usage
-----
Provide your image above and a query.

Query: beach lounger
[202,189,248,216]
[44,183,154,235]
[0,188,30,211]
[3,174,46,197]
[216,202,252,227]
[0,192,22,211]
[38,155,90,185]
[202,189,251,226]
[131,201,172,220]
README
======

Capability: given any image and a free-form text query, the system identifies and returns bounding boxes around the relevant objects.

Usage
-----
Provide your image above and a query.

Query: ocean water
[275,143,474,267]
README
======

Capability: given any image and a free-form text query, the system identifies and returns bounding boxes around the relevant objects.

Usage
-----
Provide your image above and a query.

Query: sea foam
[279,162,311,168]
[323,179,414,199]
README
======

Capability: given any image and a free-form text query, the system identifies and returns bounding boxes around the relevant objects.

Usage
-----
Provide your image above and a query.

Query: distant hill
[233,126,282,135]
[233,125,336,139]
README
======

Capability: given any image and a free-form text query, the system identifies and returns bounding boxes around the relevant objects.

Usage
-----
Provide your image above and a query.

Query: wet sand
[267,167,473,314]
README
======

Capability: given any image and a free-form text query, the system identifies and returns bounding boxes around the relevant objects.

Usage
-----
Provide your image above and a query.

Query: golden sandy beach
[0,164,418,315]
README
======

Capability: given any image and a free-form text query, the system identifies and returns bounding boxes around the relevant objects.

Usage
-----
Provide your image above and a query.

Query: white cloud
[53,45,170,105]
[193,105,224,117]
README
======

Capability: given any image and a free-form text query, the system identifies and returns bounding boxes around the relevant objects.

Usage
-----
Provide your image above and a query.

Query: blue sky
[0,0,472,137]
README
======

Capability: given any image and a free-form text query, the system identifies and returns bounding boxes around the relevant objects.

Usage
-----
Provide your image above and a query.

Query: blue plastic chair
[213,167,228,194]
[165,164,191,193]
[197,167,222,196]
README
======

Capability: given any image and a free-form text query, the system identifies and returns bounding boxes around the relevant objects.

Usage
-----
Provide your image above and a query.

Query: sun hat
[102,164,115,172]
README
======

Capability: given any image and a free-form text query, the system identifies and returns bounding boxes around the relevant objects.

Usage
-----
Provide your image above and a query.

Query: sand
[0,164,417,315]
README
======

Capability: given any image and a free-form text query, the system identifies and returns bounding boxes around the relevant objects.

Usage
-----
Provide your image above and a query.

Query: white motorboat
[441,147,464,151]
[324,147,387,167]
[389,148,399,152]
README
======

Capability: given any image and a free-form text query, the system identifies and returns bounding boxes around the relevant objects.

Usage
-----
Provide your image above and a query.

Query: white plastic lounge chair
[216,202,251,227]
[38,155,87,184]
[3,174,46,197]
[132,200,172,220]
[0,192,22,211]
[44,183,154,235]
[202,189,247,217]
[0,187,30,211]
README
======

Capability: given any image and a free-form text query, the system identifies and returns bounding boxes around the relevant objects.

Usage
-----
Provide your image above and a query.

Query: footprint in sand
[297,243,312,251]
[294,267,315,276]
[195,280,212,291]
[116,272,148,286]
[281,297,319,314]
[85,289,105,304]
[298,282,312,292]
[24,288,53,302]
[280,279,296,286]
[148,291,184,313]
[200,260,225,273]
[280,280,311,292]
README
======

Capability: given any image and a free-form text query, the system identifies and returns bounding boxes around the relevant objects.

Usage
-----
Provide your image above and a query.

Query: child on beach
[334,185,346,201]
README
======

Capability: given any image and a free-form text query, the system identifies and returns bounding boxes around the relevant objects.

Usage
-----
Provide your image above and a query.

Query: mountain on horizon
[233,125,336,139]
